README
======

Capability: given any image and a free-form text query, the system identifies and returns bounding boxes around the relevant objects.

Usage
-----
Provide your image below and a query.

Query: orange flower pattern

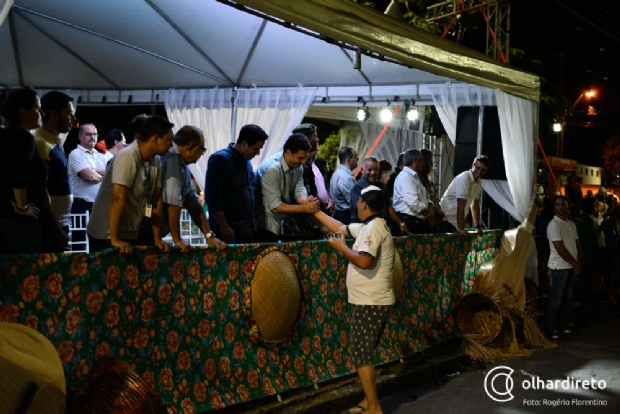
[0,233,500,412]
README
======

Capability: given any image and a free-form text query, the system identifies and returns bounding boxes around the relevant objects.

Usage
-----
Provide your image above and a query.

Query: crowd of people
[2,86,496,414]
[0,86,494,255]
[537,184,620,340]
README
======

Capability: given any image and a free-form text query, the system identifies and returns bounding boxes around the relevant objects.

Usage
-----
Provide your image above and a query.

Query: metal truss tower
[427,0,511,63]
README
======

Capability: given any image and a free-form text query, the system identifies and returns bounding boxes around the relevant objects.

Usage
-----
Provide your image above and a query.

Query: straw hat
[251,249,301,342]
[0,322,66,414]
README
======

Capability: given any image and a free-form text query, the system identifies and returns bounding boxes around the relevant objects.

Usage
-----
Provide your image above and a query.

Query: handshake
[301,196,321,214]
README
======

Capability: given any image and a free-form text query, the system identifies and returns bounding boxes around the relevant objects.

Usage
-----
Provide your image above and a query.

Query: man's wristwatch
[204,232,215,241]
[18,205,28,212]
[399,222,406,228]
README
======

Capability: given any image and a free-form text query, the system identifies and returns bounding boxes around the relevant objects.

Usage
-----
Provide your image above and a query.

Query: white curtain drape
[234,87,317,169]
[428,84,535,222]
[164,89,234,191]
[494,90,536,221]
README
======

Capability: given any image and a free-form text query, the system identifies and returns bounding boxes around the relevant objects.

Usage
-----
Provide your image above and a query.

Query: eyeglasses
[82,132,98,137]
[198,145,207,155]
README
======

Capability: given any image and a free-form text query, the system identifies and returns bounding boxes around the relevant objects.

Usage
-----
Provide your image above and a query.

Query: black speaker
[453,106,506,180]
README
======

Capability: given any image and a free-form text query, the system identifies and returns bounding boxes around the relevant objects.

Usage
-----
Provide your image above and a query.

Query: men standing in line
[161,126,226,251]
[102,129,126,162]
[330,146,358,225]
[205,124,268,244]
[393,149,433,234]
[126,113,149,145]
[87,116,174,253]
[34,91,76,251]
[437,155,490,236]
[386,152,404,202]
[545,195,582,339]
[294,123,334,215]
[68,123,108,214]
[255,133,320,243]
[294,123,320,199]
[350,156,408,235]
[285,123,322,240]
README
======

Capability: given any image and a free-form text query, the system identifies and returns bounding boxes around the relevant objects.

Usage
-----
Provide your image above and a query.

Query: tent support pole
[230,89,238,144]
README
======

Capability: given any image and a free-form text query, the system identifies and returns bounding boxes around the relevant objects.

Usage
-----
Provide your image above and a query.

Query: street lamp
[557,89,596,158]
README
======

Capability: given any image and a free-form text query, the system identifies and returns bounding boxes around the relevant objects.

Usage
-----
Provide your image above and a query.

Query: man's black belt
[398,212,424,222]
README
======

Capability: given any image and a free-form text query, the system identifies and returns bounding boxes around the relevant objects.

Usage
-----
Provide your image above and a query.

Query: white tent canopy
[1,0,539,221]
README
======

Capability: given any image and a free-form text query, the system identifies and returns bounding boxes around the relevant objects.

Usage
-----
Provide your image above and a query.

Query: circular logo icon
[484,365,515,402]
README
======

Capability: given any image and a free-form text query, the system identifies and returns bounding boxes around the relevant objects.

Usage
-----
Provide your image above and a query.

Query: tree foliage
[321,129,342,170]
[601,133,620,184]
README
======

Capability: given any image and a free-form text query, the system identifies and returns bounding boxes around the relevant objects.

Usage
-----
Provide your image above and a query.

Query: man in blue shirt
[205,124,268,244]
[330,146,358,225]
[34,91,75,252]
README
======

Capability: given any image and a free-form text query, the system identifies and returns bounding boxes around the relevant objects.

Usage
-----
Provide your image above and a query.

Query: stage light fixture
[380,108,393,123]
[357,108,369,122]
[553,123,562,132]
[406,108,419,121]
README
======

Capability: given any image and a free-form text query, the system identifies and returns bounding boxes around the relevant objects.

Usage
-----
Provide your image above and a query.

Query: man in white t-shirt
[545,195,582,339]
[312,185,394,414]
[437,155,489,236]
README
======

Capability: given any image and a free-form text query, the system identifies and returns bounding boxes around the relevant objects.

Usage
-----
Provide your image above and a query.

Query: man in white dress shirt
[68,123,108,214]
[393,149,433,234]
[437,155,489,236]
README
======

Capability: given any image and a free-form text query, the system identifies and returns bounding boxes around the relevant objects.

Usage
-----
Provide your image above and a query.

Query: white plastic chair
[68,211,90,253]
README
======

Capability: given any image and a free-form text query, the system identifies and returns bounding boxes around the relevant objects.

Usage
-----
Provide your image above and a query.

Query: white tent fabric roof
[1,0,453,92]
[1,0,538,102]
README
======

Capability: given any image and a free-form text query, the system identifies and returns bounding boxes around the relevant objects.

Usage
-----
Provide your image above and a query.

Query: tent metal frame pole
[12,4,231,86]
[145,0,235,86]
[8,10,24,86]
[13,9,120,88]
[230,89,238,144]
[476,106,485,228]
[339,47,372,87]
[237,20,267,86]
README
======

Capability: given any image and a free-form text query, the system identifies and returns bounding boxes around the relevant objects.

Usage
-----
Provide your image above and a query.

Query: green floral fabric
[0,231,501,413]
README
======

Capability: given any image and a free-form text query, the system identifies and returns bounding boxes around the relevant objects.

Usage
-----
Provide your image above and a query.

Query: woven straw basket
[392,250,404,300]
[67,357,167,414]
[453,293,502,345]
[252,250,301,342]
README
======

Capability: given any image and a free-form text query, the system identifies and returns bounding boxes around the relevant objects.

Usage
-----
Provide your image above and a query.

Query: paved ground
[381,306,620,414]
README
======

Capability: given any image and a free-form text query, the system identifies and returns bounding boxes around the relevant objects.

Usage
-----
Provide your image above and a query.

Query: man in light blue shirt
[393,149,433,234]
[329,146,358,225]
[255,133,320,242]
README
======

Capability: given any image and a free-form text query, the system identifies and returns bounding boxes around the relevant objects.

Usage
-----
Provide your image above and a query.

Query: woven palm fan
[67,357,167,414]
[392,250,404,300]
[453,293,502,345]
[252,250,301,342]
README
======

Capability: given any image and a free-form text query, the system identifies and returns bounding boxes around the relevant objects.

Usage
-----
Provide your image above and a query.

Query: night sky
[377,0,620,166]
[509,0,620,166]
